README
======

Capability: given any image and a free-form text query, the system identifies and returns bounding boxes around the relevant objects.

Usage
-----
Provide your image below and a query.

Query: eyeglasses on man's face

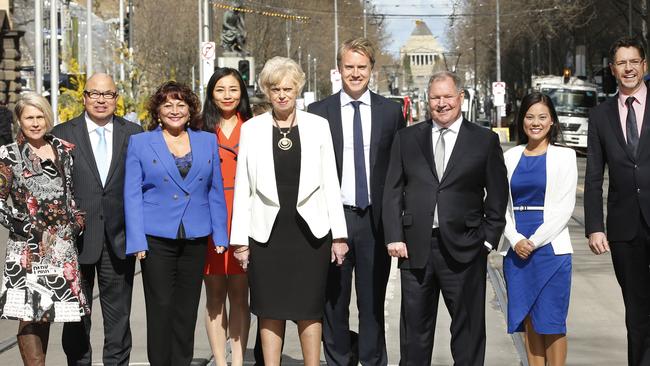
[83,90,119,100]
[613,59,644,68]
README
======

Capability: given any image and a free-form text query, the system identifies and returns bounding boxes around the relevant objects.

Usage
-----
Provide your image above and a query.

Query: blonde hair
[15,92,54,131]
[337,38,376,69]
[258,56,306,100]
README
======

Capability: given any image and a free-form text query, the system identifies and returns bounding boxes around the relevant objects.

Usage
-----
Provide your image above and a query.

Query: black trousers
[62,240,135,366]
[141,235,207,366]
[399,232,487,366]
[610,222,650,366]
[323,206,391,366]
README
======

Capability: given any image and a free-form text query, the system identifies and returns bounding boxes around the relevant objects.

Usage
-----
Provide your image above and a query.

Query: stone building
[399,20,444,96]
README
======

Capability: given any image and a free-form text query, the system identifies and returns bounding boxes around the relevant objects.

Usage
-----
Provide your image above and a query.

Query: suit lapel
[70,116,103,186]
[606,97,636,161]
[369,92,382,174]
[149,129,188,192]
[104,117,126,186]
[440,120,468,184]
[327,93,344,181]
[416,120,436,178]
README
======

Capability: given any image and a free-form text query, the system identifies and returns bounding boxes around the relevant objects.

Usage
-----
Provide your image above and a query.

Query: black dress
[248,125,331,320]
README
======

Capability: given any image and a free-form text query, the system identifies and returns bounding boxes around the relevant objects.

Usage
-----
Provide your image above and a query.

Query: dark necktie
[351,101,369,209]
[626,96,639,156]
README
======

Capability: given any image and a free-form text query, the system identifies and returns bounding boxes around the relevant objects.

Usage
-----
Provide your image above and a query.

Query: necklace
[272,111,297,151]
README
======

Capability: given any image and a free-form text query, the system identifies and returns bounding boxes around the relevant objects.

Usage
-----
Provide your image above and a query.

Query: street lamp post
[495,0,502,127]
[119,0,125,83]
[51,0,59,124]
[314,57,318,100]
[86,0,92,77]
[307,52,311,92]
[334,0,338,69]
[35,0,43,93]
[197,0,203,100]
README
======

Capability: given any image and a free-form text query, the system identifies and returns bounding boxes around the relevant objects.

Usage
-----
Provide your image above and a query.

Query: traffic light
[238,60,250,86]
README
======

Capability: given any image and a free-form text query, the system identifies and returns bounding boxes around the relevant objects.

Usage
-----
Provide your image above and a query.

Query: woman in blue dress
[500,92,577,366]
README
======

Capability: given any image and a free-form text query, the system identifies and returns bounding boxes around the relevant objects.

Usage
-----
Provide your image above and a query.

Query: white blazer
[230,110,348,246]
[499,144,577,256]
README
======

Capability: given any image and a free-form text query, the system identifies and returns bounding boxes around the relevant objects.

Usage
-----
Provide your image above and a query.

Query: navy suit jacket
[124,127,228,254]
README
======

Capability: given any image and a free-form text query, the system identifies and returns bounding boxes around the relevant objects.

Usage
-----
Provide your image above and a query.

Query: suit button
[637,188,641,193]
[102,193,106,197]
[99,215,104,220]
[164,177,169,182]
[173,194,178,200]
[153,159,157,164]
[635,165,638,169]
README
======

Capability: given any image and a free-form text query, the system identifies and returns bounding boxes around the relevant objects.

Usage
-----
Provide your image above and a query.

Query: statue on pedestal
[221,2,248,55]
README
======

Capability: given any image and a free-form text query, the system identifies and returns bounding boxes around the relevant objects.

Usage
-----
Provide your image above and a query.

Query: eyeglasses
[613,59,644,68]
[84,90,118,100]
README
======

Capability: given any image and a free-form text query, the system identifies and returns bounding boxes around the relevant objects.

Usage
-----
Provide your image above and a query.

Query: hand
[514,239,534,260]
[136,251,147,260]
[331,240,348,266]
[232,245,250,271]
[387,242,408,258]
[214,245,226,254]
[588,232,610,255]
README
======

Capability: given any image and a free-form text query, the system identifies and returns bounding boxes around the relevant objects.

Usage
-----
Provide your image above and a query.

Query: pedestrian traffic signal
[238,60,250,85]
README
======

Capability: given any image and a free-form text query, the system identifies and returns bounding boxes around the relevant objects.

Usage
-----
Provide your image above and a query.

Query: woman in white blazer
[230,57,348,366]
[499,92,577,366]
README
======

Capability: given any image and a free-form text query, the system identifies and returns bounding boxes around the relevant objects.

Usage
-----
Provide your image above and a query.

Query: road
[0,146,627,365]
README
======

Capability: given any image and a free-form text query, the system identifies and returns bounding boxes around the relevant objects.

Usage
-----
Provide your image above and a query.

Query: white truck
[532,75,598,150]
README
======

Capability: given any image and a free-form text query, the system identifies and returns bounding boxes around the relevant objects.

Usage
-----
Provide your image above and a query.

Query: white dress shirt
[340,89,372,206]
[431,115,462,227]
[85,113,114,177]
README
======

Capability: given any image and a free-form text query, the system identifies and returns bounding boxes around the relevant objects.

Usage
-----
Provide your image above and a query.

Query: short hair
[609,36,646,63]
[15,92,54,131]
[515,91,562,145]
[427,71,464,93]
[258,56,306,100]
[251,102,272,116]
[146,81,202,131]
[337,38,376,69]
[202,67,253,133]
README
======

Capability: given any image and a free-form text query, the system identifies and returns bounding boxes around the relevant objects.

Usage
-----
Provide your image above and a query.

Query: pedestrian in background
[501,92,576,366]
[0,93,89,365]
[230,56,347,366]
[124,81,228,366]
[52,73,142,366]
[585,36,650,366]
[201,67,253,366]
[0,102,13,146]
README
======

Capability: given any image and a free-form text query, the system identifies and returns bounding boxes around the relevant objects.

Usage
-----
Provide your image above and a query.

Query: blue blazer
[124,127,228,254]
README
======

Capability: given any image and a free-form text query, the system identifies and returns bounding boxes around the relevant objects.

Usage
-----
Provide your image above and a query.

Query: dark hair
[609,36,646,63]
[516,92,562,145]
[146,81,202,131]
[202,68,252,133]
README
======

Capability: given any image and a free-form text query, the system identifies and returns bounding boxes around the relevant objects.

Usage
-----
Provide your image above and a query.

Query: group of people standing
[0,34,648,366]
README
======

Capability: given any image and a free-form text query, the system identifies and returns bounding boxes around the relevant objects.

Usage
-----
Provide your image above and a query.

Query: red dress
[204,118,245,275]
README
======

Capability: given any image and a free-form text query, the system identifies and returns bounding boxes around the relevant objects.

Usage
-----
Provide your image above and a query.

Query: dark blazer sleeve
[382,131,405,244]
[481,132,508,247]
[584,107,606,235]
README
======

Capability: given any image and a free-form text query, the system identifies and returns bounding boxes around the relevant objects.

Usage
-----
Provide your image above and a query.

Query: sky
[372,0,454,56]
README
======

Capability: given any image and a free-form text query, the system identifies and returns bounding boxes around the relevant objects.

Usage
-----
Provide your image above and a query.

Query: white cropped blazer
[229,110,348,246]
[499,144,577,256]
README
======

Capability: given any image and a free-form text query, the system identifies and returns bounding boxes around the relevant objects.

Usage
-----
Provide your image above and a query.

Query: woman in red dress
[202,68,253,366]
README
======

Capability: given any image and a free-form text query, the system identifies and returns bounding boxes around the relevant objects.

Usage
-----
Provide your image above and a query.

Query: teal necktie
[96,127,108,186]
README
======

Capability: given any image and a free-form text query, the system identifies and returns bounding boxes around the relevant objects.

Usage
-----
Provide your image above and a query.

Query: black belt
[343,204,370,213]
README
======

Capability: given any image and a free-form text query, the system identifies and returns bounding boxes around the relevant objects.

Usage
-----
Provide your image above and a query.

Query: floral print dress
[0,132,90,322]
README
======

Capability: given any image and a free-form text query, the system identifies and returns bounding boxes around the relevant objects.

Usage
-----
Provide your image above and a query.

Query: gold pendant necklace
[273,111,297,151]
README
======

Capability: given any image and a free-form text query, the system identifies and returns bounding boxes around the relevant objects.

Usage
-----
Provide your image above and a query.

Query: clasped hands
[514,239,534,259]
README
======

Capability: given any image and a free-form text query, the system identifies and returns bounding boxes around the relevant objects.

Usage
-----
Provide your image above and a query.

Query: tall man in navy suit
[52,73,142,366]
[585,37,650,366]
[308,38,405,365]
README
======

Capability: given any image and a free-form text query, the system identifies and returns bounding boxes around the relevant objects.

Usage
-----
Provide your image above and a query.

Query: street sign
[492,81,506,107]
[331,69,342,94]
[200,42,216,61]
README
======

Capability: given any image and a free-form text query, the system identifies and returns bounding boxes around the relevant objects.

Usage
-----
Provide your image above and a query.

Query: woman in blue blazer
[124,81,228,366]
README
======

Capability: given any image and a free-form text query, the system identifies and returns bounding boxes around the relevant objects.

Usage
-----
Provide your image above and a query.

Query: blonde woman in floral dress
[0,93,89,365]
